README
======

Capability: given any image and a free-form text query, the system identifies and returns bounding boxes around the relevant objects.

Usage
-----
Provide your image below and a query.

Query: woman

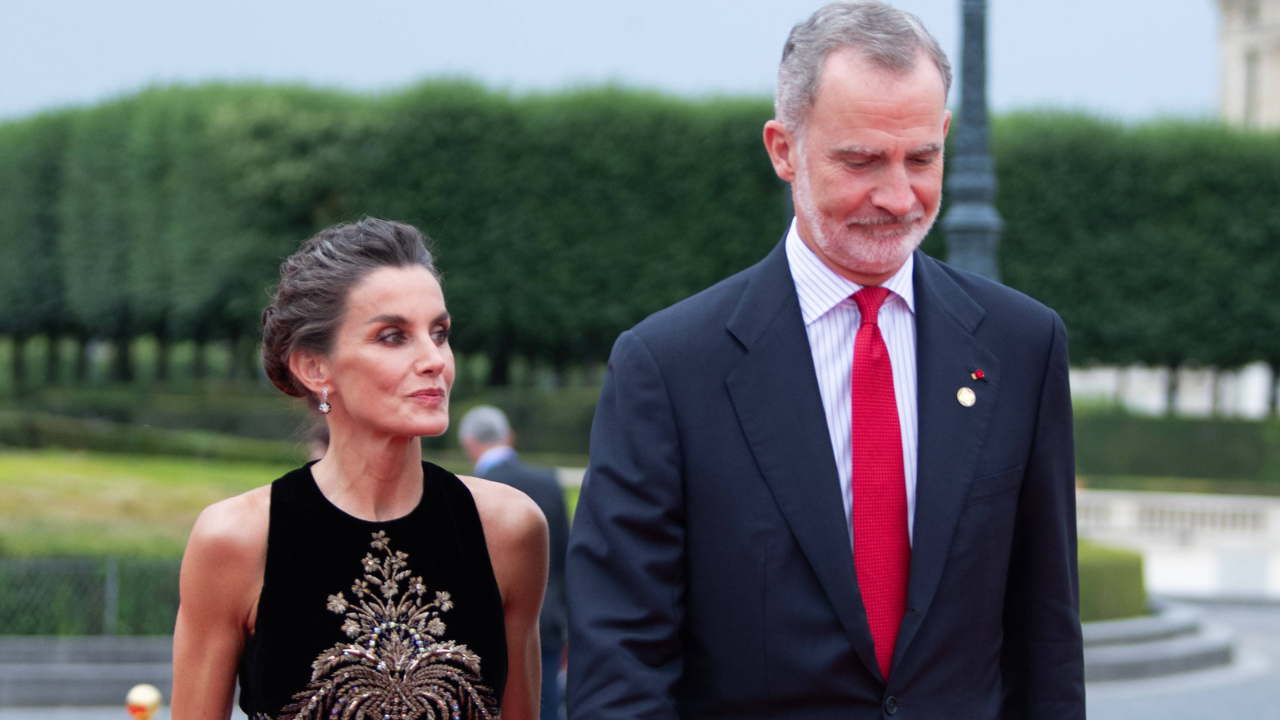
[172,218,548,720]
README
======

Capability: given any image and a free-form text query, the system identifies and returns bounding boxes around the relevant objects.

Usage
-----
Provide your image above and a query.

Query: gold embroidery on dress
[273,530,498,720]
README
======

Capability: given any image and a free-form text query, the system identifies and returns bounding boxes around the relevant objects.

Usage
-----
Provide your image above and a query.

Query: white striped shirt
[785,220,919,545]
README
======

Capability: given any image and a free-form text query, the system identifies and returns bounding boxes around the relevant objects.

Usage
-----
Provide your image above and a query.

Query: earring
[318,387,331,415]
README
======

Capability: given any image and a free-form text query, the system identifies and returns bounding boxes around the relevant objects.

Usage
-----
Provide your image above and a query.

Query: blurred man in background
[460,405,570,720]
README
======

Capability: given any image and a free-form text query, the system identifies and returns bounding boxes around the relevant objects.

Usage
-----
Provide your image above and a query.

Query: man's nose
[870,162,916,217]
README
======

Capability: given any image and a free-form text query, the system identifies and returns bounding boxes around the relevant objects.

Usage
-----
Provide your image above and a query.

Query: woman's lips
[407,389,446,405]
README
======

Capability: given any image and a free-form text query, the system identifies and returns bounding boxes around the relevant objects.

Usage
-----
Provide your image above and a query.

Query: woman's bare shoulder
[187,485,272,564]
[456,475,547,547]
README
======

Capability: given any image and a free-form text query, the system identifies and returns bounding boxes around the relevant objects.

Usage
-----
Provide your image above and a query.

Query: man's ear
[942,109,951,138]
[763,120,799,183]
[288,349,331,397]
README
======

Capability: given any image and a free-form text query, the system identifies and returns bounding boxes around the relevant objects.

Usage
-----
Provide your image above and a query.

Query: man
[459,405,571,720]
[566,3,1084,719]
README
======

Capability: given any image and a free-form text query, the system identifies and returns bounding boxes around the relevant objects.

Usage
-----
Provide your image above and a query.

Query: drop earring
[318,387,331,415]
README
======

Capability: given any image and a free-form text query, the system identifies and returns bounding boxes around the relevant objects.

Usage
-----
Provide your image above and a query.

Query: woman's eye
[431,327,450,346]
[378,330,406,345]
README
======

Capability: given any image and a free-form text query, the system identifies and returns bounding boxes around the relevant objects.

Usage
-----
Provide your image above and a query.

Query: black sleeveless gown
[238,461,508,720]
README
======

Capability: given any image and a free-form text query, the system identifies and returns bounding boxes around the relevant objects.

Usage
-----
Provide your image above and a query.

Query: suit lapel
[891,252,1000,669]
[724,240,883,682]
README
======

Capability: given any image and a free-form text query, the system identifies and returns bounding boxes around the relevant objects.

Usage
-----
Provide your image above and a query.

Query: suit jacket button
[884,695,898,715]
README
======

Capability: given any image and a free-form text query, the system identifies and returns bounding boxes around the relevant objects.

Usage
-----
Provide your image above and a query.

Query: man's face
[767,49,950,284]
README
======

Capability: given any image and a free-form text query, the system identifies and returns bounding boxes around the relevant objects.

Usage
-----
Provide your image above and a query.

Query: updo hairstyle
[261,217,441,401]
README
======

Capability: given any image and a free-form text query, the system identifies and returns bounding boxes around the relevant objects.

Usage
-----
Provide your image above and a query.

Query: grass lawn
[0,449,296,558]
[0,448,585,558]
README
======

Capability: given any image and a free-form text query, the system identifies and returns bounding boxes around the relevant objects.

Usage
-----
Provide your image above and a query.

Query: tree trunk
[487,352,509,387]
[155,332,171,383]
[227,331,244,380]
[45,335,60,386]
[74,335,90,385]
[1271,363,1280,417]
[192,338,207,380]
[111,333,133,384]
[1165,365,1179,417]
[1209,367,1221,417]
[11,335,27,395]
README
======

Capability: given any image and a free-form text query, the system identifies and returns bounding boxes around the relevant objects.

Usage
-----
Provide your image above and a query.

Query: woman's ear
[288,349,331,397]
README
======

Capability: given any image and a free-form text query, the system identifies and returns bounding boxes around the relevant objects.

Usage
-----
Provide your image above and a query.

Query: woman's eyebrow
[365,313,411,326]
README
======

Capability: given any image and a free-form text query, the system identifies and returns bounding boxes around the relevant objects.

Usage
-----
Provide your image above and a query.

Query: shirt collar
[784,217,916,326]
[474,445,517,475]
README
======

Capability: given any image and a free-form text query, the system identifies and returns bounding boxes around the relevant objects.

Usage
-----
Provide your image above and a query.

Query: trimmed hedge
[993,113,1280,371]
[1074,409,1280,482]
[0,411,307,465]
[1078,541,1147,622]
[6,86,1280,383]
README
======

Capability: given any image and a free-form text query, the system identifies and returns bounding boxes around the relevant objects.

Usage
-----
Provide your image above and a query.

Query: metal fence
[0,558,180,635]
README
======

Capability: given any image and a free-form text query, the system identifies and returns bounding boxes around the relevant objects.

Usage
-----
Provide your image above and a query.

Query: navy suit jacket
[566,240,1085,719]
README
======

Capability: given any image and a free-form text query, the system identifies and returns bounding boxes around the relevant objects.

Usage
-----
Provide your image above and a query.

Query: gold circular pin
[957,387,976,407]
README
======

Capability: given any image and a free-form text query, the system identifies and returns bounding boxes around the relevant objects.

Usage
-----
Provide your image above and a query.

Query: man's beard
[792,161,939,279]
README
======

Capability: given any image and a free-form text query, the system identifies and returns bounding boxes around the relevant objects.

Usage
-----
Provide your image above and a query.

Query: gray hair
[776,1,951,135]
[458,405,511,445]
[261,217,441,401]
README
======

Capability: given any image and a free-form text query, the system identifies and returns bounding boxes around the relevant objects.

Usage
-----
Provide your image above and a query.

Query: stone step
[0,663,171,707]
[0,636,171,665]
[1083,603,1235,682]
[1083,601,1200,647]
[0,637,173,707]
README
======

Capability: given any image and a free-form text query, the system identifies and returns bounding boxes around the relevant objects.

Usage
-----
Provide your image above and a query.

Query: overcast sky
[2,0,1218,122]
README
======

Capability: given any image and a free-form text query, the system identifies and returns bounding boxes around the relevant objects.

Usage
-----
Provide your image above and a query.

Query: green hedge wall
[1078,541,1147,622]
[994,113,1280,370]
[0,410,306,465]
[1074,409,1280,482]
[2,87,1280,377]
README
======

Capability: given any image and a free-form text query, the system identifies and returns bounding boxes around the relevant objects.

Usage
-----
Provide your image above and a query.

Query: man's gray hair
[458,405,511,445]
[776,1,951,134]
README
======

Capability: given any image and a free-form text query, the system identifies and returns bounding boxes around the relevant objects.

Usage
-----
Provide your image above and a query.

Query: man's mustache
[845,210,925,227]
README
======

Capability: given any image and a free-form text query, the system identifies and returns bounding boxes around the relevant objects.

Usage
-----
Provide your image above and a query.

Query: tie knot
[852,286,891,326]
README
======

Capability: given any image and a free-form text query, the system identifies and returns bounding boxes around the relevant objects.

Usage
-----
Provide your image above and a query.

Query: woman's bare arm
[171,487,270,720]
[460,476,550,720]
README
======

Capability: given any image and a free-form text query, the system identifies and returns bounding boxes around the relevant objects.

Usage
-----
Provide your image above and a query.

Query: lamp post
[942,0,1002,281]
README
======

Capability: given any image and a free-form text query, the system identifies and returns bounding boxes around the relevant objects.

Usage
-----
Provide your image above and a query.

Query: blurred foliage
[994,112,1280,369]
[1077,541,1147,622]
[0,411,307,465]
[2,87,1280,380]
[1074,408,1280,481]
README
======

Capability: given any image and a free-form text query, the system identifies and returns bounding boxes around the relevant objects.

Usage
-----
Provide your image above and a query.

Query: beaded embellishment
[272,530,498,720]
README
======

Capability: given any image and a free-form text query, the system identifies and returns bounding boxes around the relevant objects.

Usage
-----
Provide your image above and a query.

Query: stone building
[1219,0,1280,127]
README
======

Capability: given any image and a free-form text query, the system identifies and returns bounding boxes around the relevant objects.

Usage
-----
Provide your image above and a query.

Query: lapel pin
[971,369,986,381]
[957,387,976,407]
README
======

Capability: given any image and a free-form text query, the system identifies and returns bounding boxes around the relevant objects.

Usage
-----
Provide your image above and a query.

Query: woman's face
[321,265,455,438]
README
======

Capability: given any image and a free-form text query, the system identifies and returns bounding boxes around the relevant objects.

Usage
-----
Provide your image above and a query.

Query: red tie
[851,286,911,681]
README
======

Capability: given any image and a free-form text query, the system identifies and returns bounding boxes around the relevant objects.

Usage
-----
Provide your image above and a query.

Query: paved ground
[4,601,1278,719]
[1087,601,1280,720]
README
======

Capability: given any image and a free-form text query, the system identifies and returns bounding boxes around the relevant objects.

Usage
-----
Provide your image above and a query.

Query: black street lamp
[943,0,1003,282]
